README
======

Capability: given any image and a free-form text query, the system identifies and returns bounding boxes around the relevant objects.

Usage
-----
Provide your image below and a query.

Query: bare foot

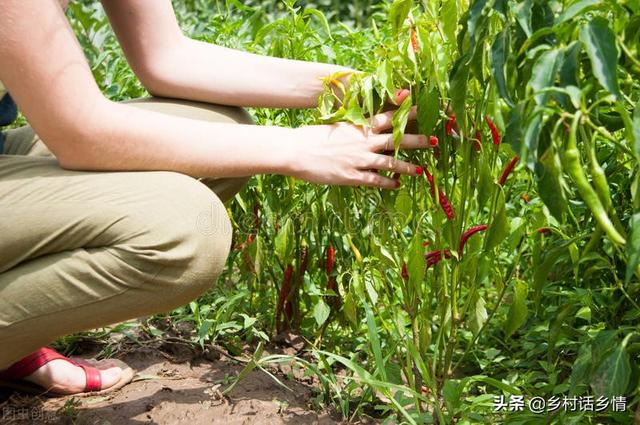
[23,359,123,394]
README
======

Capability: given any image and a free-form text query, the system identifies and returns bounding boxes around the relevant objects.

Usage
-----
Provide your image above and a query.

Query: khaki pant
[0,98,252,369]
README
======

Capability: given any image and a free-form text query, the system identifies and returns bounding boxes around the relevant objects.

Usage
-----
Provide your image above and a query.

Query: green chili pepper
[586,134,612,212]
[563,112,625,246]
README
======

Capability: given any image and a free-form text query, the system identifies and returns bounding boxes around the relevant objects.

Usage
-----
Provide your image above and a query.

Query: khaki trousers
[0,98,251,369]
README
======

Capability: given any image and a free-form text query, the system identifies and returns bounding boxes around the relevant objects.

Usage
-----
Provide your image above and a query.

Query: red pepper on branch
[429,136,439,147]
[473,129,482,152]
[284,246,309,327]
[485,117,501,145]
[326,245,335,275]
[401,262,409,280]
[446,114,459,138]
[276,264,294,332]
[410,28,419,53]
[424,169,456,220]
[499,155,519,186]
[425,249,452,268]
[459,225,488,252]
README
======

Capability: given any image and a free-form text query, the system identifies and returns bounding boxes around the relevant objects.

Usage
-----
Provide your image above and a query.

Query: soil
[0,341,345,425]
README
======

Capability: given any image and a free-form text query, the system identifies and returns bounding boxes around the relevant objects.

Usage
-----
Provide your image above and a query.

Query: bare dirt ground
[0,342,343,425]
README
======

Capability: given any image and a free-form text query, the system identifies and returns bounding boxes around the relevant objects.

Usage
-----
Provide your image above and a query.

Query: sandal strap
[0,347,67,381]
[0,347,103,393]
[77,363,102,393]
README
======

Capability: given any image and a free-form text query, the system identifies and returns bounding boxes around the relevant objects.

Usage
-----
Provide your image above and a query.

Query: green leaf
[407,234,426,297]
[485,188,510,250]
[491,29,514,106]
[344,96,368,126]
[302,8,332,39]
[468,293,488,335]
[580,17,621,99]
[633,101,640,162]
[529,48,562,105]
[313,299,331,326]
[504,281,529,336]
[591,344,631,397]
[533,244,565,306]
[536,146,567,222]
[376,59,396,103]
[275,218,294,265]
[476,156,493,210]
[570,343,593,390]
[524,111,543,167]
[505,103,525,156]
[556,0,601,24]
[253,235,264,275]
[442,0,458,43]
[363,300,387,380]
[343,292,358,326]
[388,0,413,36]
[394,188,413,222]
[625,213,640,283]
[392,95,413,149]
[514,0,533,37]
[449,55,470,130]
[443,380,463,412]
[417,86,439,137]
[467,0,490,52]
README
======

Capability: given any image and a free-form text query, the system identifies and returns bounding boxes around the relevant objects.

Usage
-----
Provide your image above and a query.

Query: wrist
[266,126,302,176]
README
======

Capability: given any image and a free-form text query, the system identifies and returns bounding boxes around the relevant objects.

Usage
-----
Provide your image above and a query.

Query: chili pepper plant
[67,0,640,422]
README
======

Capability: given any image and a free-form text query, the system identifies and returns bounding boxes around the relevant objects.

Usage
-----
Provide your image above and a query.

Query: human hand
[285,108,434,189]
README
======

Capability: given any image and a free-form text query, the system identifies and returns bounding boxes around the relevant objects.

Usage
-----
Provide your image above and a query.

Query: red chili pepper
[326,246,335,275]
[424,169,456,220]
[401,262,409,280]
[410,28,419,53]
[473,130,482,152]
[425,249,452,268]
[235,233,255,251]
[499,155,519,186]
[284,301,293,323]
[327,276,335,291]
[537,228,551,236]
[485,116,501,145]
[446,114,459,138]
[458,224,488,252]
[276,264,294,330]
[429,136,439,147]
[424,169,435,185]
[438,190,455,220]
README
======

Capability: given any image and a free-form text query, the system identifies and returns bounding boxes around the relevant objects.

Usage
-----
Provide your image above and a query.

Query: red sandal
[0,347,134,396]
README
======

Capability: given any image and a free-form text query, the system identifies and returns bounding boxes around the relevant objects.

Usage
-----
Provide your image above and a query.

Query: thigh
[0,154,230,272]
[0,155,233,367]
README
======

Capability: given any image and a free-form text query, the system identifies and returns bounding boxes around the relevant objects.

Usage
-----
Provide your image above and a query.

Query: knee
[121,172,232,302]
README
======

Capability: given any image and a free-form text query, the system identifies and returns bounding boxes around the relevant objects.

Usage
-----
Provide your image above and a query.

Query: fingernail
[415,166,423,175]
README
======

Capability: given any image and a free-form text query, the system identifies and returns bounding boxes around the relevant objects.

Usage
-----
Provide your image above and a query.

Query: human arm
[101,0,351,109]
[0,0,428,188]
